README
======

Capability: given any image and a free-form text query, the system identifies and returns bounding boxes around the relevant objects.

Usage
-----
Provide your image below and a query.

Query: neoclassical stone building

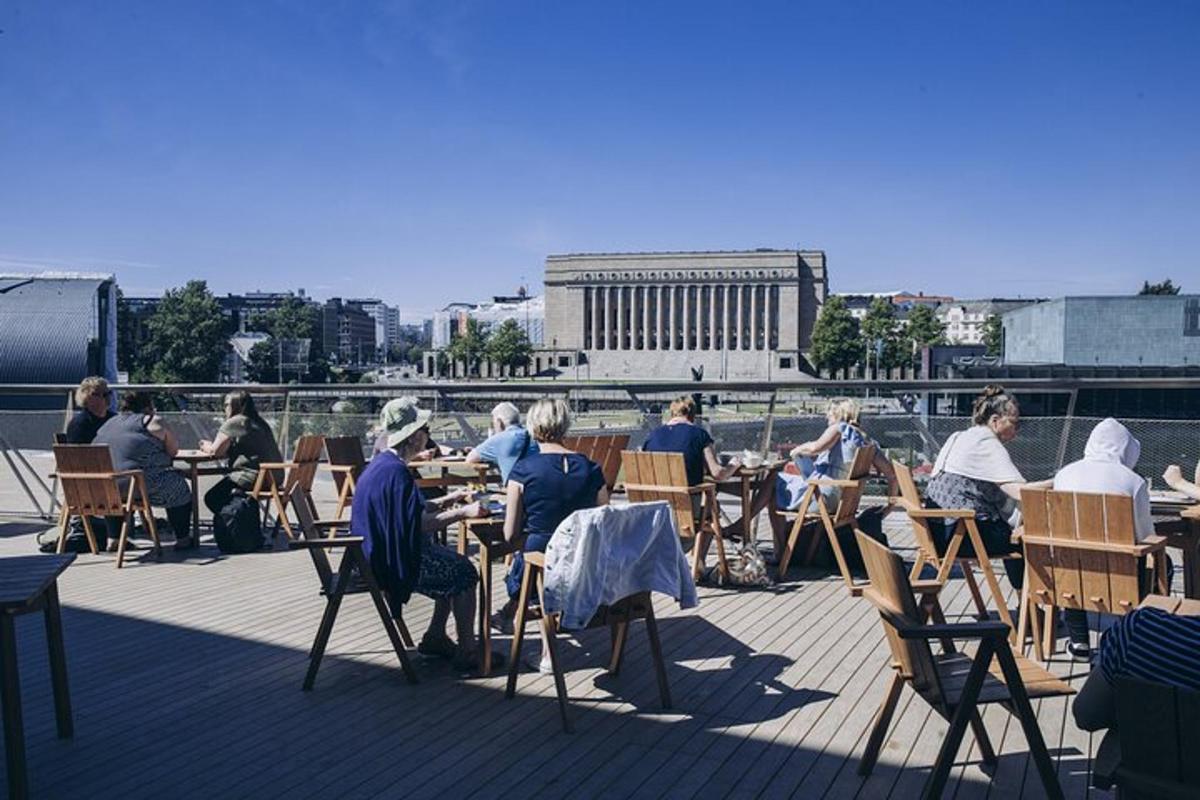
[542,249,827,380]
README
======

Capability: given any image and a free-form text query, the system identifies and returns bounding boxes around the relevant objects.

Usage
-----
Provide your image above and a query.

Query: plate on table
[1151,490,1197,505]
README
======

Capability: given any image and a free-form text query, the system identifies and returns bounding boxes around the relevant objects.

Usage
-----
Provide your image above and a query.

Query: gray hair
[526,398,571,443]
[491,401,521,427]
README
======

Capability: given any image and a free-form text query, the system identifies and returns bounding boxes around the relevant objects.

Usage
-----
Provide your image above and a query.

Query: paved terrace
[0,467,1118,799]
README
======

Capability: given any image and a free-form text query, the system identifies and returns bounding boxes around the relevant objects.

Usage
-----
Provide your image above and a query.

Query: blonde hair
[526,398,571,443]
[669,395,697,421]
[75,376,109,406]
[826,398,861,425]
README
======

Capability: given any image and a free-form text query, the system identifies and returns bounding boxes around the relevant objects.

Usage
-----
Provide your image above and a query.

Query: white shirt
[541,502,699,630]
[1053,418,1155,542]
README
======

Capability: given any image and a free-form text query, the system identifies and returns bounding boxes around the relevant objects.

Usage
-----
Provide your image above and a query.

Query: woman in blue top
[492,398,608,653]
[643,395,742,486]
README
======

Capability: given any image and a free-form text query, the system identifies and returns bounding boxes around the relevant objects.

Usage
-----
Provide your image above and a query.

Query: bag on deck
[213,495,263,554]
[811,505,889,575]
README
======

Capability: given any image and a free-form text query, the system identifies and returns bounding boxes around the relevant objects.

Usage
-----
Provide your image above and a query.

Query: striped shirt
[1099,607,1200,691]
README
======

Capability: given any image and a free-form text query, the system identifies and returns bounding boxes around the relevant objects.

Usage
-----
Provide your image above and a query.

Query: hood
[1083,418,1141,469]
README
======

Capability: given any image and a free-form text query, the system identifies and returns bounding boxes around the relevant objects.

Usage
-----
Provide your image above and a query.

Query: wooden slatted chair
[504,552,672,733]
[775,444,876,588]
[288,486,417,689]
[1018,488,1169,661]
[1092,676,1200,799]
[249,434,325,539]
[322,435,365,521]
[563,433,630,493]
[622,450,728,582]
[893,460,1019,635]
[52,445,162,568]
[854,531,1073,800]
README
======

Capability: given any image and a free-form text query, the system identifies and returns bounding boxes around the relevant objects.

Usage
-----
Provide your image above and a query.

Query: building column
[641,286,651,350]
[765,284,775,350]
[708,285,717,351]
[749,283,759,350]
[734,285,744,350]
[609,287,619,350]
[667,285,676,351]
[593,285,604,350]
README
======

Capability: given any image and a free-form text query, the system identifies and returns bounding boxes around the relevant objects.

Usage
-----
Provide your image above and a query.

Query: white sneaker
[539,655,554,675]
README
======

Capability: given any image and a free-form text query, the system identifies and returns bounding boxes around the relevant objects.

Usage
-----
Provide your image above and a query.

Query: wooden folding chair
[775,444,876,588]
[249,434,324,539]
[52,445,162,569]
[1018,488,1170,661]
[563,433,630,493]
[854,531,1073,800]
[504,551,671,733]
[322,435,365,521]
[288,486,417,689]
[893,460,1019,638]
[622,450,728,582]
[1093,676,1200,799]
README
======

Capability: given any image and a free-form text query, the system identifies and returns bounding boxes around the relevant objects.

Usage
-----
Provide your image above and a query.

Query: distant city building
[938,299,1039,345]
[321,298,377,365]
[430,290,544,349]
[1004,295,1200,366]
[540,249,827,380]
[217,289,313,332]
[835,291,952,321]
[346,298,402,355]
[0,273,118,405]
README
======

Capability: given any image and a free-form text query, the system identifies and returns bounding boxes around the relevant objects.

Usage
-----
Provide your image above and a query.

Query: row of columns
[583,284,778,352]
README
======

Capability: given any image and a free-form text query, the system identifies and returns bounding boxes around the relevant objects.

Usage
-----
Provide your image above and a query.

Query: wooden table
[174,450,227,543]
[411,458,495,492]
[463,517,518,676]
[0,555,75,800]
[1171,506,1200,599]
[1138,593,1200,616]
[716,463,781,541]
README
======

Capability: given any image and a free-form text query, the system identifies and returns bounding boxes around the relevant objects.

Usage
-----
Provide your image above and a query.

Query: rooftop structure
[430,292,544,349]
[938,298,1040,345]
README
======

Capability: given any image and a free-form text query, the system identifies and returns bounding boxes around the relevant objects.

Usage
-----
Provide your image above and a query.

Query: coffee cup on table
[742,450,764,469]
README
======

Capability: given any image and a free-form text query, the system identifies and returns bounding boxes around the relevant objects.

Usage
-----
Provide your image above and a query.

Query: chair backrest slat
[54,445,126,515]
[291,485,335,588]
[856,530,940,693]
[284,435,325,493]
[832,444,875,527]
[1021,488,1144,613]
[564,433,629,491]
[324,436,365,496]
[622,450,696,536]
[892,460,941,566]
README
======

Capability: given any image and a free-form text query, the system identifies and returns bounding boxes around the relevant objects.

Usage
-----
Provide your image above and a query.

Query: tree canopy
[809,296,860,372]
[860,297,906,368]
[136,280,228,382]
[901,304,947,360]
[982,314,1003,356]
[1139,279,1181,295]
[485,319,532,375]
[245,296,328,382]
[446,317,489,376]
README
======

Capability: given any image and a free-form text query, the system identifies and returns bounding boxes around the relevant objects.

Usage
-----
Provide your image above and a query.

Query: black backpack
[213,495,263,554]
[812,505,889,575]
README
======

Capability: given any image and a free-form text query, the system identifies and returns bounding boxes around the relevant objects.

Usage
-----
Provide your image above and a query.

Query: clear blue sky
[2,1,1197,318]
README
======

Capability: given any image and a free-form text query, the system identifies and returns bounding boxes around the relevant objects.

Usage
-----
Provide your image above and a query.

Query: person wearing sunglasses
[66,376,115,444]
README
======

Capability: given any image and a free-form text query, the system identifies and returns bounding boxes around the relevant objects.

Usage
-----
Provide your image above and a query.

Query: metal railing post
[1054,389,1079,470]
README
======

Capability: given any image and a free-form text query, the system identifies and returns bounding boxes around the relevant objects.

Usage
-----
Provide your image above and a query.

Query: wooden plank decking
[0,478,1118,799]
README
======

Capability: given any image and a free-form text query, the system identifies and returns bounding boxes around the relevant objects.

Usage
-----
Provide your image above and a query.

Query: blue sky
[1,1,1197,319]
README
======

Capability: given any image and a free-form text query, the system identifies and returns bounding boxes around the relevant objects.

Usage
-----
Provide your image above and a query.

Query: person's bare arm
[503,482,524,543]
[145,415,180,458]
[872,450,898,497]
[790,424,840,459]
[1164,464,1200,501]
[464,448,483,465]
[704,446,739,482]
[999,478,1050,502]
[422,500,484,533]
[199,432,231,458]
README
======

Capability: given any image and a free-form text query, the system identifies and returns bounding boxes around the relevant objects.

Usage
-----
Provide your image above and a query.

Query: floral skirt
[415,540,478,600]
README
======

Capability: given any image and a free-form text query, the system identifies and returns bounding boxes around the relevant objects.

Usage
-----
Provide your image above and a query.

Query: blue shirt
[472,424,539,483]
[350,450,426,608]
[508,452,605,539]
[1099,607,1200,692]
[642,421,713,486]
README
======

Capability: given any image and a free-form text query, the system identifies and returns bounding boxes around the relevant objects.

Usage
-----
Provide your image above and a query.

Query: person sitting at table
[352,397,499,672]
[924,385,1050,591]
[642,395,741,522]
[492,399,608,660]
[1054,418,1162,661]
[66,376,115,444]
[93,391,195,550]
[777,398,897,511]
[198,390,284,517]
[1163,459,1200,502]
[1073,605,1200,735]
[464,401,538,484]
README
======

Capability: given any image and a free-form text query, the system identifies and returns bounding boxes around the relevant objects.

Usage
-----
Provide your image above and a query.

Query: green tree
[485,319,532,376]
[901,304,947,362]
[137,280,228,382]
[860,297,905,368]
[115,288,138,374]
[1139,278,1181,295]
[809,295,860,373]
[982,314,1003,356]
[245,296,329,382]
[446,317,489,376]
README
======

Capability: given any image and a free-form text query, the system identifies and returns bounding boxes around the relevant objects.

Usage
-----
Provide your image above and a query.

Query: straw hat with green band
[380,397,433,449]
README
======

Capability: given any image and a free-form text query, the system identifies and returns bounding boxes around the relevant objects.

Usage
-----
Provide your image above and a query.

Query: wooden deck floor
[0,479,1116,799]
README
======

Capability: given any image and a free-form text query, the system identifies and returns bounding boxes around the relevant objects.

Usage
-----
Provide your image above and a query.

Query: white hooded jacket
[1052,418,1154,541]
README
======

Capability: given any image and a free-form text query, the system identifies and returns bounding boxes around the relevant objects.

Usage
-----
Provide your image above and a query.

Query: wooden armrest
[321,464,355,473]
[288,537,364,550]
[257,462,297,470]
[896,621,1011,640]
[57,469,142,480]
[1019,535,1166,556]
[808,478,858,489]
[525,552,546,568]
[312,520,349,529]
[906,507,976,519]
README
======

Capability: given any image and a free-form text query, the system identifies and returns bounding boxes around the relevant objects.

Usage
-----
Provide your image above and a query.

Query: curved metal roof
[0,276,114,384]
